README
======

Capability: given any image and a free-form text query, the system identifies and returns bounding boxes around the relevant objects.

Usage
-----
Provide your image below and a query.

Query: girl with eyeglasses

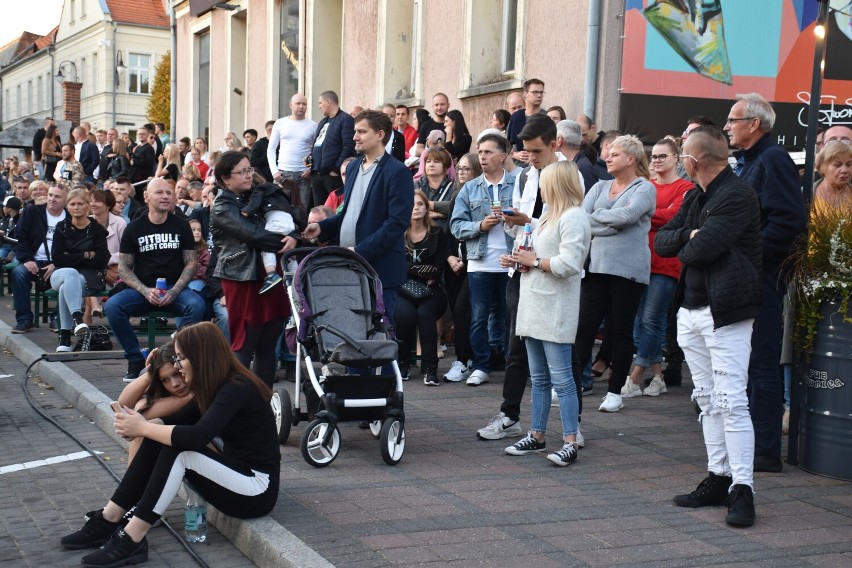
[61,323,279,566]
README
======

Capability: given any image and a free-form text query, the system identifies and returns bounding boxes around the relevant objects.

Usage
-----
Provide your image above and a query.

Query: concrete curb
[0,322,332,568]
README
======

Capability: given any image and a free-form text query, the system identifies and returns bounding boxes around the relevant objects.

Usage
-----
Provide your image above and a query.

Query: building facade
[174,0,624,145]
[0,0,170,140]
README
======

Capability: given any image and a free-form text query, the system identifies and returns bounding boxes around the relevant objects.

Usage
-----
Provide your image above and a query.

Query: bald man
[823,124,852,145]
[506,92,524,114]
[268,93,318,207]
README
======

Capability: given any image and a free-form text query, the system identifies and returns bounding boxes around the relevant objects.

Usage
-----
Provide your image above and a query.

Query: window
[16,84,21,118]
[460,0,525,96]
[37,76,43,111]
[92,52,98,92]
[377,0,422,104]
[127,53,151,94]
[277,0,300,118]
[80,57,86,95]
[197,32,210,140]
[26,81,33,116]
[501,0,518,73]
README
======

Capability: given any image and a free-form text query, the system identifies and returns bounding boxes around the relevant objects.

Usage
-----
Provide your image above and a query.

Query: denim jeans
[49,267,86,330]
[526,338,578,437]
[633,274,678,368]
[211,297,230,343]
[279,170,311,210]
[748,271,786,460]
[12,260,49,325]
[467,271,508,373]
[105,287,206,364]
[678,306,755,488]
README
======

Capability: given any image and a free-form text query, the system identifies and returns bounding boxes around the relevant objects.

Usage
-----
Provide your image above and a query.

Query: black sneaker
[57,330,73,352]
[80,529,148,567]
[60,509,121,550]
[259,273,283,295]
[673,472,732,508]
[547,443,578,467]
[581,384,594,396]
[12,321,34,334]
[72,311,89,336]
[423,369,439,387]
[123,361,145,383]
[725,484,756,527]
[398,361,410,381]
[504,432,546,455]
[753,456,783,473]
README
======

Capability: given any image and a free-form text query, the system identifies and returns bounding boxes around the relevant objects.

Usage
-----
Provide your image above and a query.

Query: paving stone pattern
[1,298,851,567]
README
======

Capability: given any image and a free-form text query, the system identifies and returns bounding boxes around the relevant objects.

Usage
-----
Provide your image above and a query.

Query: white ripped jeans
[677,307,755,489]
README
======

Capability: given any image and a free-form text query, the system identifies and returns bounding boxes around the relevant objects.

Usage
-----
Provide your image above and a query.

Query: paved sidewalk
[1,293,850,567]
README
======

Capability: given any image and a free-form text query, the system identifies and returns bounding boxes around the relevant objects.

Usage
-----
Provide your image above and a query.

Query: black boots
[673,472,732,508]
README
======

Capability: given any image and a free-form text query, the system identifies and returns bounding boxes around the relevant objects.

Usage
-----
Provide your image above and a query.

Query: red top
[650,177,694,279]
[399,125,418,158]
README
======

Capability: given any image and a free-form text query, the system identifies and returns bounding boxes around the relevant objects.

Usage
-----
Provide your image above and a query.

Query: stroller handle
[281,247,318,265]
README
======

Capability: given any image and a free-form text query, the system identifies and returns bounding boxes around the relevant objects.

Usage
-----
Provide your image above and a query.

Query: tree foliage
[146,52,171,131]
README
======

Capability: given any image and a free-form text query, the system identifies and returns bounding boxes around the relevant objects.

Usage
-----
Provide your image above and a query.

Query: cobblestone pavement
[1,294,850,567]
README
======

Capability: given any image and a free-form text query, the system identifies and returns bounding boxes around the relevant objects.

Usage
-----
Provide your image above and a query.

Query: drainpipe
[112,22,118,126]
[169,0,176,138]
[49,46,56,118]
[583,0,602,121]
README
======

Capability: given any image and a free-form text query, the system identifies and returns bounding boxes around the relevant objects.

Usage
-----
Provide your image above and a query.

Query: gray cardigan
[515,207,591,344]
[582,177,656,285]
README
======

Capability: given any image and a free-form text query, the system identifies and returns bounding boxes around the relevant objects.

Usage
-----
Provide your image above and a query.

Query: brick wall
[62,82,82,125]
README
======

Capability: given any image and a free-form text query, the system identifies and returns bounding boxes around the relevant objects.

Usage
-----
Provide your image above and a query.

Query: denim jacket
[450,171,515,260]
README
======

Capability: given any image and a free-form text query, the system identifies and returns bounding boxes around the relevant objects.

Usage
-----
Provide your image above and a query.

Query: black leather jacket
[211,187,295,282]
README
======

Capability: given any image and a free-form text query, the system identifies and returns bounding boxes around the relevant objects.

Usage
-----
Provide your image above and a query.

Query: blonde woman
[502,161,591,466]
[155,143,181,182]
[572,134,656,413]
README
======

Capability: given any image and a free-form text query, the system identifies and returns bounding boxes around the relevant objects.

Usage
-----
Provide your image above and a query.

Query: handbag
[79,267,106,290]
[400,279,432,301]
[74,325,113,352]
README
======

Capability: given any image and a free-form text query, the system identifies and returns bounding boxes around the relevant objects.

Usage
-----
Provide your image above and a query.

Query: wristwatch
[533,257,543,271]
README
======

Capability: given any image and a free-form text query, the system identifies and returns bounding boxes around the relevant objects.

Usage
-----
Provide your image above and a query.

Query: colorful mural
[620,0,852,149]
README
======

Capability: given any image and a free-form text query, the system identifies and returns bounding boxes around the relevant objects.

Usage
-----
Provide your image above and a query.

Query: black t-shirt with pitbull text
[119,213,195,287]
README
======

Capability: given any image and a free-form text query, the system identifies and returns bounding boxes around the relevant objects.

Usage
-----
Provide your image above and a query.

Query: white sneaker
[466,369,489,386]
[551,388,559,406]
[477,412,523,440]
[576,428,585,448]
[620,378,643,398]
[643,374,668,397]
[599,392,624,412]
[443,360,469,382]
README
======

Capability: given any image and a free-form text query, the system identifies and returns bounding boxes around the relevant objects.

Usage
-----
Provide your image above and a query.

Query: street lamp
[54,60,78,83]
[114,50,126,85]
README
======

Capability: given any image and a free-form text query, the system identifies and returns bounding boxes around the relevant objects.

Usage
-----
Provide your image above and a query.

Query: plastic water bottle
[184,484,207,543]
[517,223,533,273]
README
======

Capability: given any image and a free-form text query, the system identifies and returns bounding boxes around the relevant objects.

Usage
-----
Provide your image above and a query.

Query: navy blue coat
[312,110,355,175]
[317,153,414,288]
[15,204,53,263]
[79,140,100,177]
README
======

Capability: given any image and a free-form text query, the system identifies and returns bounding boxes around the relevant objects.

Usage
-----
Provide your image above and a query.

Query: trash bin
[797,301,852,481]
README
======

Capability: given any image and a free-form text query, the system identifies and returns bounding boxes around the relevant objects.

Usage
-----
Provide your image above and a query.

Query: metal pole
[112,23,118,127]
[583,0,602,120]
[788,0,830,467]
[169,0,177,139]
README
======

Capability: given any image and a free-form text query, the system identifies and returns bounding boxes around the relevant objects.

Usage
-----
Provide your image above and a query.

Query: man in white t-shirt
[11,184,68,333]
[450,133,516,386]
[268,93,317,208]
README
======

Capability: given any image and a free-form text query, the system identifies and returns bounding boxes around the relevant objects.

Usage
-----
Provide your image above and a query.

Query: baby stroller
[278,247,406,467]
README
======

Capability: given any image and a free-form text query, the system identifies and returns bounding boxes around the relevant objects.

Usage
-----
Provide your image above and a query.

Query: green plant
[792,204,852,356]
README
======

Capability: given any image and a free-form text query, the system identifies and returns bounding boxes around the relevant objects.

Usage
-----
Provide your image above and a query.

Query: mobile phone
[110,401,123,413]
[501,209,515,216]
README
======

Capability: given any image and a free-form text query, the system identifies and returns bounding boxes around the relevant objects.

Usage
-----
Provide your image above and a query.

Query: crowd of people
[1,79,850,565]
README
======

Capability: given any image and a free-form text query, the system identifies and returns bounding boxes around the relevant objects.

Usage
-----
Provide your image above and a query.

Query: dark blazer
[250,137,274,182]
[79,140,100,176]
[389,130,405,163]
[14,204,53,264]
[318,153,414,288]
[313,110,355,175]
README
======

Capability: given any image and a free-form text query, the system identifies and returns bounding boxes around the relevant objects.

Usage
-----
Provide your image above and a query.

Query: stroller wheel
[272,390,293,445]
[379,418,405,465]
[368,420,382,439]
[301,418,341,467]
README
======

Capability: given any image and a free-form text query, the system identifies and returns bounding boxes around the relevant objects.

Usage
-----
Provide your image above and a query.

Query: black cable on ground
[22,355,211,568]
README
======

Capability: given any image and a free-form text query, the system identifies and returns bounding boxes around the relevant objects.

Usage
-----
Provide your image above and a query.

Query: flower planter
[797,301,852,481]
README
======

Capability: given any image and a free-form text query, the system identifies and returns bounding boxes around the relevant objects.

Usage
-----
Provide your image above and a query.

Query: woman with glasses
[624,138,694,397]
[61,322,280,567]
[571,135,657,413]
[210,152,302,387]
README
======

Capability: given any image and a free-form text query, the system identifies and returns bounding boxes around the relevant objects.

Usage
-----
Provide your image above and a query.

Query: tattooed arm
[118,252,160,305]
[159,249,198,307]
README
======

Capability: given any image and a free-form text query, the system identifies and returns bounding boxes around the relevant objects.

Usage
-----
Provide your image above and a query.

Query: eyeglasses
[650,154,671,161]
[527,90,545,96]
[725,117,755,125]
[680,154,698,162]
[231,167,255,176]
[825,136,852,145]
[169,353,187,369]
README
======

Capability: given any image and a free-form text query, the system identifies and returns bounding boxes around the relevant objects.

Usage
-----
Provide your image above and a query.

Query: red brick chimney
[62,81,82,125]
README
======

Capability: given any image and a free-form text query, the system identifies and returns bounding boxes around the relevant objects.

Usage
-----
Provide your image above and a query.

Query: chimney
[62,81,83,125]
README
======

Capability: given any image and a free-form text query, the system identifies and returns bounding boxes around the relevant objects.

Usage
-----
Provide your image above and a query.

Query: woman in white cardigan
[502,161,591,467]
